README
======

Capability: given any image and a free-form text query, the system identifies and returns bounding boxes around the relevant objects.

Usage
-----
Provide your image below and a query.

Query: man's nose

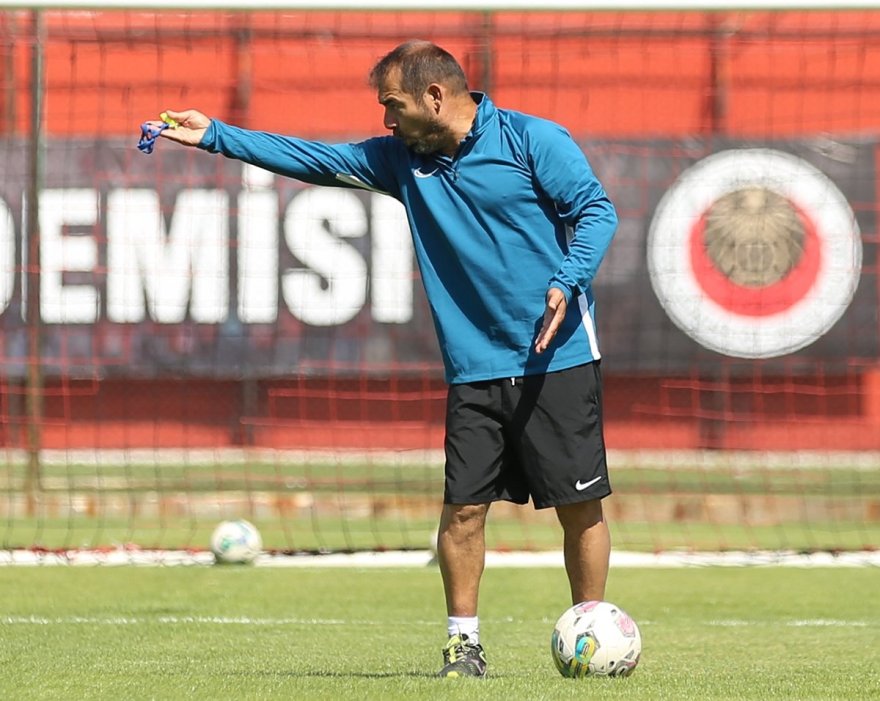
[383,110,398,130]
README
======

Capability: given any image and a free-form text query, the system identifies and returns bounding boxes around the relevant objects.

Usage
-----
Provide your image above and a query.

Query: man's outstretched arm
[146,107,399,196]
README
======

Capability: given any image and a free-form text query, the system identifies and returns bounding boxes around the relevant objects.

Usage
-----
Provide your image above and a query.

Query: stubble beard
[408,113,450,155]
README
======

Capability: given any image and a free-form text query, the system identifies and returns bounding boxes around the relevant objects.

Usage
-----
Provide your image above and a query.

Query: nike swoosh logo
[575,476,603,491]
[413,168,438,179]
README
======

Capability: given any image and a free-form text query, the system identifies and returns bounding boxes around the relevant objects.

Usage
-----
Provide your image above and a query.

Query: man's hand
[534,287,567,354]
[149,109,211,146]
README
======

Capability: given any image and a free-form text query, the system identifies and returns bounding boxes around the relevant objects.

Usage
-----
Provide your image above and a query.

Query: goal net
[1,4,878,557]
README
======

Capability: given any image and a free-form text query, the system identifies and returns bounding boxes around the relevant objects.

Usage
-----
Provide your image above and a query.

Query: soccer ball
[209,519,263,564]
[550,600,641,678]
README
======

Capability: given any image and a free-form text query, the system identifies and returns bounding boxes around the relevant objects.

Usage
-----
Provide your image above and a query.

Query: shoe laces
[443,634,477,664]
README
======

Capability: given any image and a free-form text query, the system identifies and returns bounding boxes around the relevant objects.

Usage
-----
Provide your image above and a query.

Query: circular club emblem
[647,148,862,358]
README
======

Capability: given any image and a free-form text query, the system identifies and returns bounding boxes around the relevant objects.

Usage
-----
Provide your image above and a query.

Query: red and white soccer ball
[550,600,642,678]
[210,519,263,564]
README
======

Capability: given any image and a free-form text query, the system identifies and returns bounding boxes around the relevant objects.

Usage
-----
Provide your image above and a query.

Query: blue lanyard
[137,121,170,154]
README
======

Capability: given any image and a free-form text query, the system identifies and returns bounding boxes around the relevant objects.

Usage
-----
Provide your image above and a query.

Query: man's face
[377,68,447,155]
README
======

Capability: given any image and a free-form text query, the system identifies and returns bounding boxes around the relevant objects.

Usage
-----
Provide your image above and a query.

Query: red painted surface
[4,10,880,139]
[1,375,877,450]
[1,9,878,451]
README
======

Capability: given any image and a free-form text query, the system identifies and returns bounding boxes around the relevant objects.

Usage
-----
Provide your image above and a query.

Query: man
[150,40,617,678]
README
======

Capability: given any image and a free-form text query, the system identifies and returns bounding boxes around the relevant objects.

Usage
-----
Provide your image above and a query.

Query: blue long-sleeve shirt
[199,93,617,384]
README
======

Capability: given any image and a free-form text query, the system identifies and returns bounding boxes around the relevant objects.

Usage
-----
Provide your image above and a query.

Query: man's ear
[426,83,443,113]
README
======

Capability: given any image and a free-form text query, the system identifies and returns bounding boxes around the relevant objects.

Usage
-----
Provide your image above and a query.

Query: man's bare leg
[555,498,610,603]
[436,503,491,677]
[437,502,490,616]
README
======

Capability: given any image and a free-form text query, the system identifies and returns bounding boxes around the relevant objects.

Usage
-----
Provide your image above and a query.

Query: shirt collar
[467,92,495,139]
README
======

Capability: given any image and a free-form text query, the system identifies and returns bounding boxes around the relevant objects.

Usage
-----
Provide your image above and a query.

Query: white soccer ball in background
[210,519,263,564]
[550,600,642,678]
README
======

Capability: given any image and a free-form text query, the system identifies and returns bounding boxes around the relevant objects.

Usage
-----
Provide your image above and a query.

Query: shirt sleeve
[526,121,618,302]
[198,119,402,199]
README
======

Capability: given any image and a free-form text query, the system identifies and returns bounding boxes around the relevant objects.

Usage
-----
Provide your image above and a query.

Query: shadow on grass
[243,671,427,679]
[249,670,499,679]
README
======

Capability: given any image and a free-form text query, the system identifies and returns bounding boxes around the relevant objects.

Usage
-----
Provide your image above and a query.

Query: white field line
[705,619,870,628]
[3,447,879,470]
[0,615,403,626]
[0,615,870,628]
[1,549,879,568]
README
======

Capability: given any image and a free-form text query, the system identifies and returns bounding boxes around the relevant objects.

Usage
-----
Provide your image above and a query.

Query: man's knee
[556,498,605,531]
[441,503,490,534]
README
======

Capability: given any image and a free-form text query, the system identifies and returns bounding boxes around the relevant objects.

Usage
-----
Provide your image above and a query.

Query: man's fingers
[535,309,562,353]
[154,111,209,146]
[163,108,210,130]
[162,109,191,126]
[535,288,567,354]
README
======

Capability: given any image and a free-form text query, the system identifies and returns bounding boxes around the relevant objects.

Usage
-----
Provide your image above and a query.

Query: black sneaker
[438,634,487,678]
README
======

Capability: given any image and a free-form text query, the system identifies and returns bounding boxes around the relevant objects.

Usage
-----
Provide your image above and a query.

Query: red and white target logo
[647,149,862,358]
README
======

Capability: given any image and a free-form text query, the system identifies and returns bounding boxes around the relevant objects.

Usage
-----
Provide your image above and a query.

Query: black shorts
[444,361,612,509]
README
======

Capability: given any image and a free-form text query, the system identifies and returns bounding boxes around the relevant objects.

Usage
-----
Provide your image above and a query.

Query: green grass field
[1,565,877,700]
[3,458,879,552]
